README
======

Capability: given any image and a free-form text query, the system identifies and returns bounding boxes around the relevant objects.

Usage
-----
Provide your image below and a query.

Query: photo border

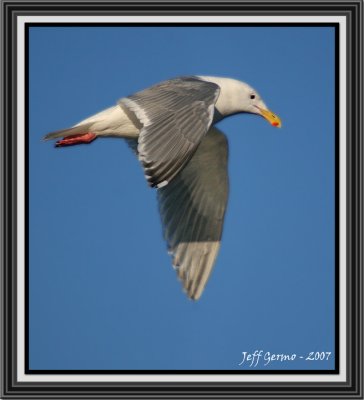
[24,20,340,377]
[1,1,363,399]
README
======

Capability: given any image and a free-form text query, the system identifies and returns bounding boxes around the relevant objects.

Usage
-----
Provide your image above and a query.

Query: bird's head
[198,76,282,128]
[240,85,282,128]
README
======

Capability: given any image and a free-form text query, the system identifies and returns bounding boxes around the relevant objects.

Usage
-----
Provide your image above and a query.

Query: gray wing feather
[119,77,220,188]
[157,127,229,300]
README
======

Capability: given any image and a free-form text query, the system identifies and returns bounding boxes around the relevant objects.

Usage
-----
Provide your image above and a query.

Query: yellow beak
[259,108,282,128]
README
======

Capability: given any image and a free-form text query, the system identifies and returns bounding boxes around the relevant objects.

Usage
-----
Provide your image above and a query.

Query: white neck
[197,75,253,117]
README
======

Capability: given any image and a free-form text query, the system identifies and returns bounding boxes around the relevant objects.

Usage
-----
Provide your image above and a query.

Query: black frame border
[1,1,363,399]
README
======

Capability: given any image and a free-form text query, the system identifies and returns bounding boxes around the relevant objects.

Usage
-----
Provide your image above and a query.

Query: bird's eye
[250,94,256,99]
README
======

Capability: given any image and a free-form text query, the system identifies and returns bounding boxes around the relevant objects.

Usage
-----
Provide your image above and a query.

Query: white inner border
[17,15,347,383]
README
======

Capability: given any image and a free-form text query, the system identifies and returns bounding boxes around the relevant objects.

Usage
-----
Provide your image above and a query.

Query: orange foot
[55,133,97,147]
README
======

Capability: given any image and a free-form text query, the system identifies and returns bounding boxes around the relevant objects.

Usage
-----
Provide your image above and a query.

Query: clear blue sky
[29,26,336,371]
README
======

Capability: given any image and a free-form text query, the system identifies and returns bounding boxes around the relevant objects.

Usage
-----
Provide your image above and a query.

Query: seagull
[44,76,281,300]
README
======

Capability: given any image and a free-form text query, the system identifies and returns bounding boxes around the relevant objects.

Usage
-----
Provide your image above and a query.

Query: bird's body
[45,75,281,300]
[78,105,140,138]
[46,76,280,143]
[53,104,140,139]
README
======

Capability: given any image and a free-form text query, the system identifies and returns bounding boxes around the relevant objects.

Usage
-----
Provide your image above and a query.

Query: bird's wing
[119,77,220,188]
[157,127,229,300]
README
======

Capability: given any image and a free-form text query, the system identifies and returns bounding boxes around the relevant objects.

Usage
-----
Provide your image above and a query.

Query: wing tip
[172,241,221,301]
[186,290,203,301]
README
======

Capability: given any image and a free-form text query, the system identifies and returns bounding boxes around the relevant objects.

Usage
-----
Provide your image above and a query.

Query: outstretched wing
[119,77,220,188]
[157,127,229,300]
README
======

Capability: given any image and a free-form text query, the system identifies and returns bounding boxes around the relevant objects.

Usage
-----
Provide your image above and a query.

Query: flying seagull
[44,75,281,300]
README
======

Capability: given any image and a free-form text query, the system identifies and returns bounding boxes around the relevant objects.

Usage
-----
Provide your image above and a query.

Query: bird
[44,75,281,300]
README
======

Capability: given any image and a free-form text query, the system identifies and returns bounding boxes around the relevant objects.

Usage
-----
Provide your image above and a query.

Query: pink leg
[55,133,97,147]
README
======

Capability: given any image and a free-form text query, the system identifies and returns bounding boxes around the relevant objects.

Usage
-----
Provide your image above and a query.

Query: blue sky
[28,26,336,371]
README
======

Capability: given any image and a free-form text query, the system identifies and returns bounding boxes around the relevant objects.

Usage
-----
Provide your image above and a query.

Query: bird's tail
[43,123,96,147]
[43,123,93,141]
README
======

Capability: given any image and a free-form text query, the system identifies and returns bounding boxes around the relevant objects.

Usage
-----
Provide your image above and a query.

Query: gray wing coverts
[119,77,220,188]
[157,128,229,300]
